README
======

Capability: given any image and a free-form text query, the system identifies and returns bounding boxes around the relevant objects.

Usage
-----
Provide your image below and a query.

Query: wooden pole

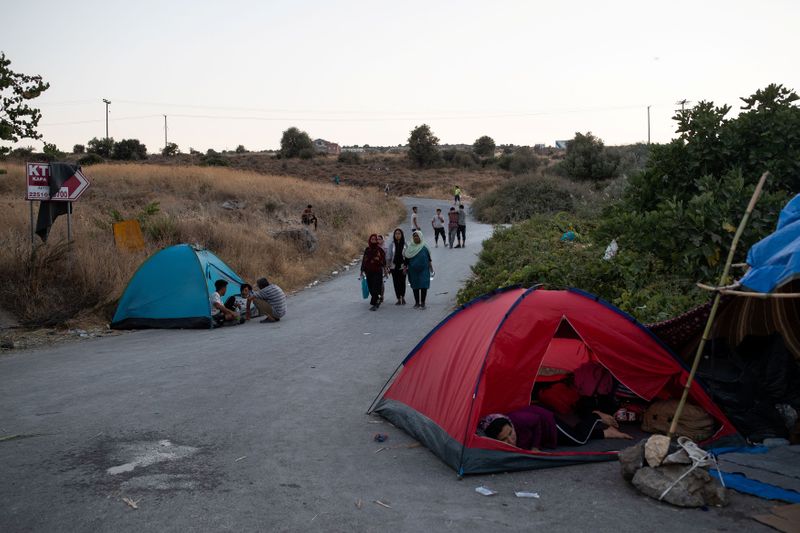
[667,171,771,438]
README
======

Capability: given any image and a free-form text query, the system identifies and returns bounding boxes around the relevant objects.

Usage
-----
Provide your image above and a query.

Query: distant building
[341,146,365,153]
[313,139,341,155]
[555,140,570,150]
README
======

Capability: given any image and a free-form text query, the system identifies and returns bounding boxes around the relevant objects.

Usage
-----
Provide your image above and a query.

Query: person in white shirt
[411,206,420,233]
[211,279,237,326]
[431,208,446,247]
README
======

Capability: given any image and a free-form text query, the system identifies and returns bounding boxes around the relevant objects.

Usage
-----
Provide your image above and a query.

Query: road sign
[25,162,91,202]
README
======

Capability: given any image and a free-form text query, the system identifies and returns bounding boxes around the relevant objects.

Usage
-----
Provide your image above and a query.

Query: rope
[658,437,725,501]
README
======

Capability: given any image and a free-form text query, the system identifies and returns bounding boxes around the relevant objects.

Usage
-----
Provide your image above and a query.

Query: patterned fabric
[647,280,800,362]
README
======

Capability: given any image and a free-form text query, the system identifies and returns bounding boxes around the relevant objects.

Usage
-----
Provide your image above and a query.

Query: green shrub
[556,132,619,181]
[200,150,229,166]
[407,124,440,167]
[235,144,247,154]
[111,138,147,160]
[73,144,85,154]
[458,215,707,323]
[162,142,179,156]
[280,127,313,158]
[87,137,114,157]
[496,147,542,175]
[299,148,314,160]
[338,151,361,164]
[78,153,104,165]
[473,135,496,158]
[442,149,478,168]
[472,174,580,223]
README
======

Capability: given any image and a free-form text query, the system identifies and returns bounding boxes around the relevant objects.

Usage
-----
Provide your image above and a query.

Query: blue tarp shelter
[740,194,800,293]
[111,244,245,329]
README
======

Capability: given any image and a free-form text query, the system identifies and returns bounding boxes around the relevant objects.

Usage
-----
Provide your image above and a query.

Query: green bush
[200,150,229,166]
[72,144,85,154]
[111,138,147,160]
[280,127,313,158]
[162,142,179,156]
[338,151,361,164]
[442,149,478,168]
[78,153,104,165]
[407,124,440,167]
[497,147,541,175]
[556,132,619,181]
[473,135,496,158]
[298,148,314,160]
[235,144,247,154]
[472,174,579,223]
[87,137,114,158]
[458,215,707,323]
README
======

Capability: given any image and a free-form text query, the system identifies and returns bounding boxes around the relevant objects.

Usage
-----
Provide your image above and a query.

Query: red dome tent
[369,287,739,475]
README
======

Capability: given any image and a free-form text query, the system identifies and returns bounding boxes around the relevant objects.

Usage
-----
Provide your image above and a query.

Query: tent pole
[668,171,770,439]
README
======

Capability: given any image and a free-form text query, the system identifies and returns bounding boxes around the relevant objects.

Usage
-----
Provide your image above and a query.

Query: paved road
[1,197,768,532]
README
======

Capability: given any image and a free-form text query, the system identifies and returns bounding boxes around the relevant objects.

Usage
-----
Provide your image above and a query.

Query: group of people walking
[412,204,467,248]
[360,229,434,311]
[360,202,468,312]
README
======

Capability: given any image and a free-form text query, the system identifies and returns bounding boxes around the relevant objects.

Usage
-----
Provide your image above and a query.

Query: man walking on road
[431,208,446,247]
[447,207,459,249]
[454,185,462,205]
[411,206,420,233]
[456,204,467,248]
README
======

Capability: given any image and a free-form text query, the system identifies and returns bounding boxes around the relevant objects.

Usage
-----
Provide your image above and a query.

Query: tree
[280,127,313,158]
[473,135,496,158]
[556,132,619,181]
[235,144,247,154]
[407,124,440,167]
[111,138,147,160]
[42,142,62,159]
[73,144,85,154]
[87,137,114,158]
[162,142,179,156]
[0,52,49,156]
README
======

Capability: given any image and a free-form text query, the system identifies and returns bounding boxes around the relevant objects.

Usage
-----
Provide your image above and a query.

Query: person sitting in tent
[248,277,286,323]
[211,279,238,326]
[480,405,631,450]
[225,283,259,321]
[301,205,318,231]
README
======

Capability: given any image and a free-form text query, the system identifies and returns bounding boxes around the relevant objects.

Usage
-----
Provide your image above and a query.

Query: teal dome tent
[111,244,245,329]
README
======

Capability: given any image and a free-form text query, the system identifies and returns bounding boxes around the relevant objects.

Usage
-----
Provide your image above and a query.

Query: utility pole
[164,115,168,149]
[676,99,690,112]
[647,105,651,145]
[102,99,111,139]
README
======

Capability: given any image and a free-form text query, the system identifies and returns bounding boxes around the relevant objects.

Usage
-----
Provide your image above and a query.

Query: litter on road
[373,500,392,509]
[475,486,497,496]
[515,491,540,498]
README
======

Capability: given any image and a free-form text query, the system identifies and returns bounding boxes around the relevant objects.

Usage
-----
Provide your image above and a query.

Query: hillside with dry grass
[143,152,511,200]
[0,163,404,327]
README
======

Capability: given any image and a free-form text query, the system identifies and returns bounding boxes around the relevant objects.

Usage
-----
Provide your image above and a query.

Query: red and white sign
[25,162,91,202]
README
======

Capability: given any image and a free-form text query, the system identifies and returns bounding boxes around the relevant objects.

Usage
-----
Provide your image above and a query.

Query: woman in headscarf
[377,234,388,304]
[403,230,434,309]
[387,228,407,305]
[360,234,387,311]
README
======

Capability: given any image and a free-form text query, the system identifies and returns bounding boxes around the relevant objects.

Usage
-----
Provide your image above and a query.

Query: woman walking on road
[377,234,388,303]
[388,228,407,305]
[403,230,434,309]
[360,234,387,311]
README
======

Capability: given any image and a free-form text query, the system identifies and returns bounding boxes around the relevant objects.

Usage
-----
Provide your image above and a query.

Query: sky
[3,0,798,153]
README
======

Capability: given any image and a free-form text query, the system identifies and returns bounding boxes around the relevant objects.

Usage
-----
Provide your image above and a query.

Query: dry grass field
[145,151,511,200]
[0,163,404,327]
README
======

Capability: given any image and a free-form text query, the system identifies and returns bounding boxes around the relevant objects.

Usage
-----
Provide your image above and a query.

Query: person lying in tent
[211,279,239,326]
[479,405,631,451]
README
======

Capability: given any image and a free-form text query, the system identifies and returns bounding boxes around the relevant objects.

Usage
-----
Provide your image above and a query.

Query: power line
[41,114,162,126]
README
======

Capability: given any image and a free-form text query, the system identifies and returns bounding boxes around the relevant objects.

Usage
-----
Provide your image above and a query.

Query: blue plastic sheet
[740,194,800,293]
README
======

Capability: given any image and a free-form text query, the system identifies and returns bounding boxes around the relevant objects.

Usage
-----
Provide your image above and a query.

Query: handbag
[361,277,369,299]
